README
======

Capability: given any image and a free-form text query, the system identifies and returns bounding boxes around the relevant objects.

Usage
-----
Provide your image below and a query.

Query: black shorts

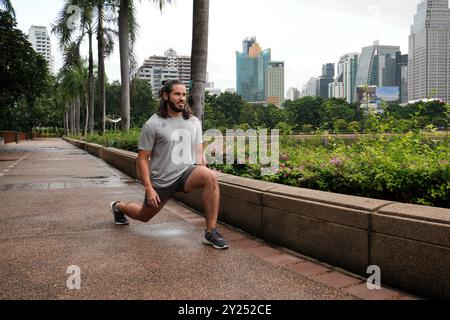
[143,165,199,207]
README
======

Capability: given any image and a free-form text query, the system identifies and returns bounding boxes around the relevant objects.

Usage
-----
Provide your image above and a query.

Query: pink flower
[330,157,344,166]
[281,154,290,162]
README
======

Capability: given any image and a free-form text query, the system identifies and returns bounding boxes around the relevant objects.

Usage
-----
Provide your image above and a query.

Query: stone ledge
[268,184,392,212]
[379,203,450,224]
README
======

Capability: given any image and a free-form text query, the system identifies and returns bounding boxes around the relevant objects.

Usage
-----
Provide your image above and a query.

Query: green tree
[215,92,245,126]
[0,11,50,133]
[348,121,361,133]
[333,119,348,133]
[130,78,158,128]
[321,98,355,129]
[97,0,118,134]
[105,80,122,119]
[284,96,324,130]
[57,44,89,135]
[53,0,96,133]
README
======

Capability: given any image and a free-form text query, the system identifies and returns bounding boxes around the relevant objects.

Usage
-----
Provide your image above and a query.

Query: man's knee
[205,169,218,187]
[140,205,165,222]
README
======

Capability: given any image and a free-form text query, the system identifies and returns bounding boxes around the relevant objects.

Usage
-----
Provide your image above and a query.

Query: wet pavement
[0,139,420,300]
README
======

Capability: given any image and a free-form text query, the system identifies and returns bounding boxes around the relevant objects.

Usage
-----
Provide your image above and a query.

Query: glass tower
[408,0,450,102]
[236,37,271,102]
[356,41,400,88]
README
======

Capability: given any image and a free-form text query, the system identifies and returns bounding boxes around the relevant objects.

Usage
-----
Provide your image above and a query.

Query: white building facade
[266,61,285,107]
[28,26,54,74]
[137,48,191,96]
[408,0,450,102]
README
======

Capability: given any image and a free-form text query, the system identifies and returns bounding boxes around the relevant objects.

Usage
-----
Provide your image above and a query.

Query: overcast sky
[13,0,420,91]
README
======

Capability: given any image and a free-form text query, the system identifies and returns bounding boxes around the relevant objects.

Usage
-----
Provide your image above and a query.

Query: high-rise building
[396,52,408,103]
[286,87,300,101]
[340,53,359,103]
[137,48,191,96]
[322,63,335,79]
[356,41,400,88]
[236,37,271,103]
[329,81,345,99]
[301,77,318,97]
[137,66,179,96]
[28,26,54,73]
[316,63,335,100]
[266,61,285,107]
[408,0,450,102]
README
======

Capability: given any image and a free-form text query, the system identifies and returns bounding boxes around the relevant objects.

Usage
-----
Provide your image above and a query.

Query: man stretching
[110,80,229,250]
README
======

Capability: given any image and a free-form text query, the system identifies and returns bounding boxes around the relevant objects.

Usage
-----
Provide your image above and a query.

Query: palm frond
[0,0,15,17]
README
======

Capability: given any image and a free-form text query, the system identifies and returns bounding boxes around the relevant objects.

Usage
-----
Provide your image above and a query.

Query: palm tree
[96,0,118,134]
[117,0,171,132]
[53,0,95,133]
[190,0,209,124]
[118,0,131,132]
[58,43,88,135]
[0,0,15,17]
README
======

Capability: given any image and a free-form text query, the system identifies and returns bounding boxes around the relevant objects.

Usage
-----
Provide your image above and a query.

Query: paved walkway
[0,139,419,300]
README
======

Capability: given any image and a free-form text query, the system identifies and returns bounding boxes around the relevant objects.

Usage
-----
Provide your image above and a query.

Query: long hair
[157,80,193,120]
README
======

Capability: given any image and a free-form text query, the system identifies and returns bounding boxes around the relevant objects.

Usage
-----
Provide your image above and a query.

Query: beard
[168,99,185,113]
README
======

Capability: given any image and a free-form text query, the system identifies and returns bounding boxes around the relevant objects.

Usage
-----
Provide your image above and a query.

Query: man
[110,80,229,250]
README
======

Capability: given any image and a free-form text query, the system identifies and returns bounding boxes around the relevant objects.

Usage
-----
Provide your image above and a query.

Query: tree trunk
[190,0,210,127]
[64,109,69,136]
[75,95,81,135]
[98,3,106,134]
[71,101,75,135]
[84,93,89,137]
[88,30,95,134]
[119,0,131,132]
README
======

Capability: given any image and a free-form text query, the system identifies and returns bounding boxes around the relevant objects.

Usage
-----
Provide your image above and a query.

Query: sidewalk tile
[287,261,331,277]
[261,253,305,266]
[315,271,362,289]
[344,283,401,300]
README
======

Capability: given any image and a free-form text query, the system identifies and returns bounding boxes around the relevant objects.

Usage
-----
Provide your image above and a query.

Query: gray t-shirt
[138,113,203,189]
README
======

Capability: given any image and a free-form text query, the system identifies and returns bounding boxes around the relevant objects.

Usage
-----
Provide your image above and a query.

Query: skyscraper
[329,81,345,99]
[396,52,408,103]
[356,41,400,88]
[316,63,335,100]
[340,53,359,103]
[286,87,300,101]
[322,63,335,79]
[236,37,271,103]
[408,0,450,102]
[266,61,285,107]
[301,77,318,97]
[28,26,54,74]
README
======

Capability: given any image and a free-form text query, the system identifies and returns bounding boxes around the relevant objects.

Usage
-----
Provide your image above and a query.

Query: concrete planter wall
[1,131,27,144]
[63,137,450,299]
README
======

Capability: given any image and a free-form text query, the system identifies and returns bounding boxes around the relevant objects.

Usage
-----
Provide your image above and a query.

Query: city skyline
[12,0,418,91]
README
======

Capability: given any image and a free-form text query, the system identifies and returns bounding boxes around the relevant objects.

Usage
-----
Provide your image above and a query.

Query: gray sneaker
[110,201,129,226]
[203,229,230,250]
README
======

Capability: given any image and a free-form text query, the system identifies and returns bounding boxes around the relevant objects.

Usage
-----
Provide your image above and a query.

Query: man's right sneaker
[203,229,230,250]
[110,201,129,226]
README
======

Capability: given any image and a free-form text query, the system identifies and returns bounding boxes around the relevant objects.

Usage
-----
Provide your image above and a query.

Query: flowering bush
[212,132,449,208]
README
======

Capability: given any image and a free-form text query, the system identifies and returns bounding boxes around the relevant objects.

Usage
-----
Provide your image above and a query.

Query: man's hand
[146,186,161,208]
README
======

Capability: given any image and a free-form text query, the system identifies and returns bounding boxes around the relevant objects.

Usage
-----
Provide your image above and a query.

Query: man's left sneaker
[203,229,230,250]
[110,201,129,226]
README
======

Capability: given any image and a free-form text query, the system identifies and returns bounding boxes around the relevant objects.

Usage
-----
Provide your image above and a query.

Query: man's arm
[195,144,207,167]
[138,150,161,207]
